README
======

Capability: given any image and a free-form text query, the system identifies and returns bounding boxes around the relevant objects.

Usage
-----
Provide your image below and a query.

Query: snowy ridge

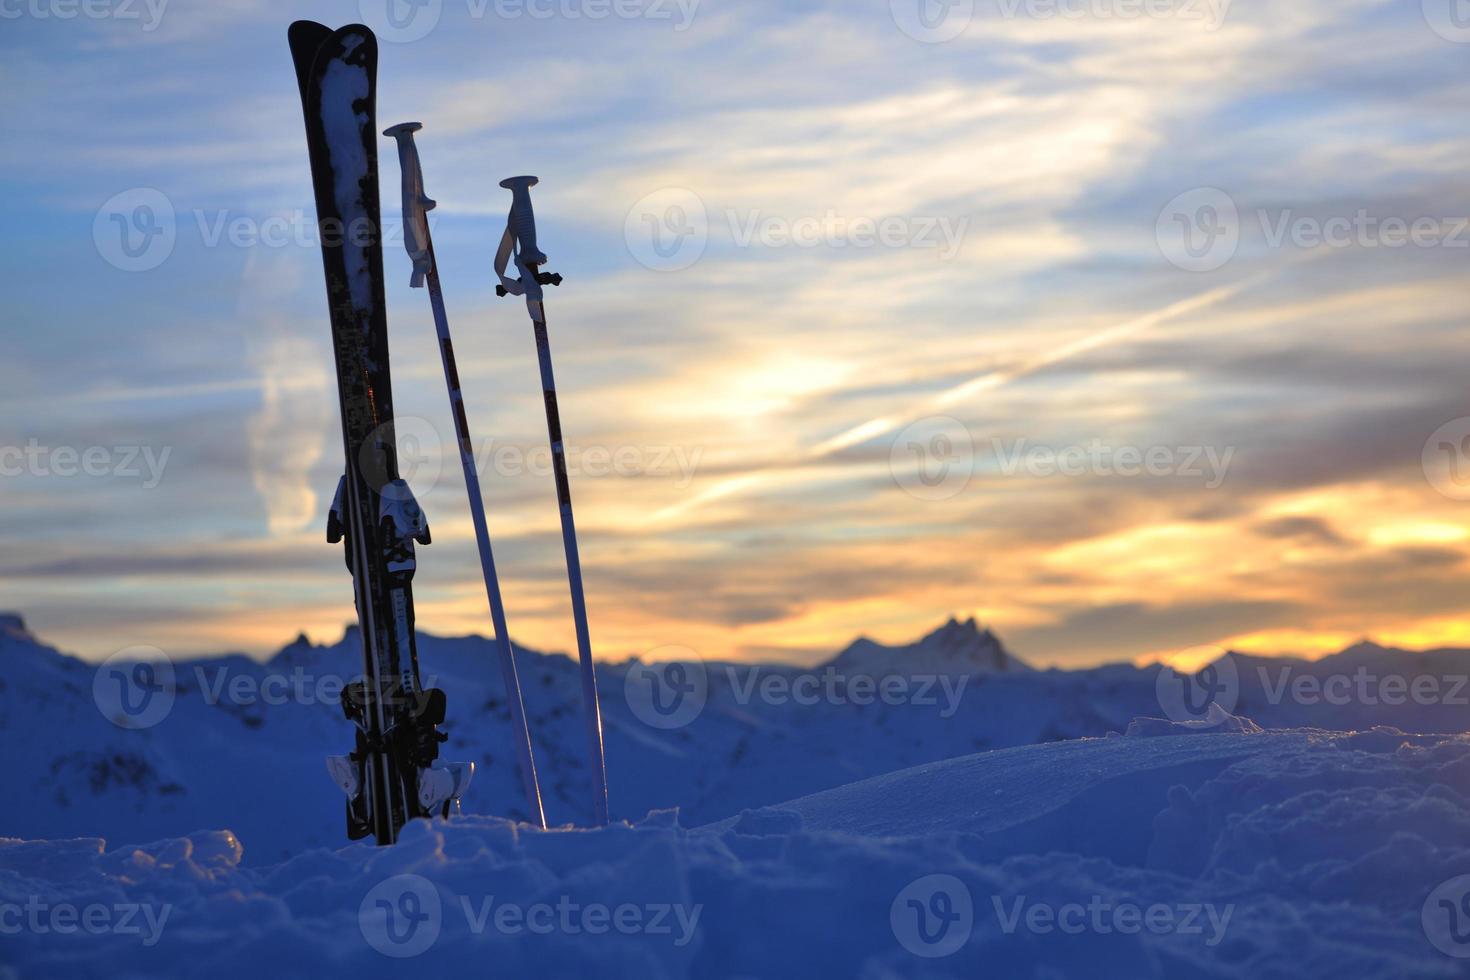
[824,615,1030,677]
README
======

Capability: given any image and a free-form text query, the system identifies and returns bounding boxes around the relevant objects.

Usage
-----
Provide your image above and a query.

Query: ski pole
[494,176,610,826]
[383,122,547,830]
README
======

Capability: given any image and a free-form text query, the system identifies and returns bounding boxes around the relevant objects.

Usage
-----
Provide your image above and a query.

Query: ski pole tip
[384,121,424,139]
[499,175,540,191]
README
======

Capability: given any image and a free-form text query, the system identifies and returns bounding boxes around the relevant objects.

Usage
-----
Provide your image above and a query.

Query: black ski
[289,20,460,846]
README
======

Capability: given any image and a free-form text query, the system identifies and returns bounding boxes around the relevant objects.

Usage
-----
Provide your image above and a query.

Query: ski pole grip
[384,122,424,186]
[384,121,436,288]
[500,176,548,266]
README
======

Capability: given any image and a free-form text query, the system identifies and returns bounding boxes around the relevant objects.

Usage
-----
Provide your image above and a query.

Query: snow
[318,47,374,316]
[4,730,1469,977]
[5,616,1470,976]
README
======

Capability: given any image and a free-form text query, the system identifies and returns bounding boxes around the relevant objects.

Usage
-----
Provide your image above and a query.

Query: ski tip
[287,20,332,50]
[384,122,424,138]
[287,20,335,97]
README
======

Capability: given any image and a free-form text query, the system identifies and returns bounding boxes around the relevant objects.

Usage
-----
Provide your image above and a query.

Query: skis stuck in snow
[288,21,471,846]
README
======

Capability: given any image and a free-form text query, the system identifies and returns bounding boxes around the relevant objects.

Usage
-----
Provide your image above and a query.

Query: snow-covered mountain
[824,615,1030,676]
[3,611,1469,865]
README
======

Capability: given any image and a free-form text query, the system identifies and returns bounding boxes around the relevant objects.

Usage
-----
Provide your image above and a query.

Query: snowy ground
[5,615,1470,976]
[5,728,1470,978]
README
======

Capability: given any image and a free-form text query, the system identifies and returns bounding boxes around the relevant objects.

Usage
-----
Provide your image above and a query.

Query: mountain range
[2,611,1466,863]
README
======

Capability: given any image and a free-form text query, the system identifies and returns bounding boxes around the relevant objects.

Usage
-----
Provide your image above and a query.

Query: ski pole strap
[493,224,524,298]
[494,176,563,302]
[383,121,436,288]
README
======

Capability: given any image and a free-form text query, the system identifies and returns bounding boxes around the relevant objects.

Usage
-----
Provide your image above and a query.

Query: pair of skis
[290,20,608,845]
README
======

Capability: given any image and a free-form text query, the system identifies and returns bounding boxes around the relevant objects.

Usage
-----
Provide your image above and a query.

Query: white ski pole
[384,122,547,829]
[494,176,610,826]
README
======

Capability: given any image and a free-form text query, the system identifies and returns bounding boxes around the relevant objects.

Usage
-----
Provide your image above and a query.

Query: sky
[2,0,1469,667]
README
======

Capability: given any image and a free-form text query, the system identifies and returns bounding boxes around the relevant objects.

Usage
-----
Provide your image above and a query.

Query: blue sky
[4,0,1470,666]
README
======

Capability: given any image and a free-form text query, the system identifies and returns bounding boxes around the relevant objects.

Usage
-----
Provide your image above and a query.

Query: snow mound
[1123,702,1265,737]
